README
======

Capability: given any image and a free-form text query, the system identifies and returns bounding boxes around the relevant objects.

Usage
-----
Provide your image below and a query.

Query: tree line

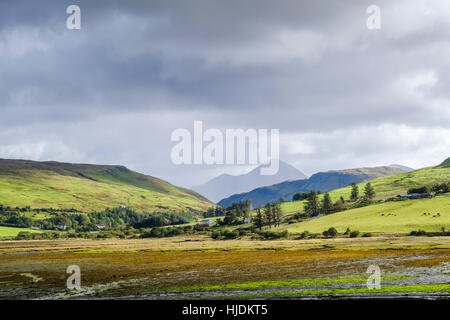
[407,182,450,195]
[253,202,282,230]
[0,205,193,231]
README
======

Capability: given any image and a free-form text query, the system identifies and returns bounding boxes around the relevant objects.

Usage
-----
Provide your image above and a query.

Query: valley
[0,158,449,299]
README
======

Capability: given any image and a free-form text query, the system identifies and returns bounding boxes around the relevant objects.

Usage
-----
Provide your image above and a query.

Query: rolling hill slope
[280,196,450,234]
[219,166,406,208]
[0,159,212,213]
[278,160,450,215]
[277,158,450,234]
[321,160,450,203]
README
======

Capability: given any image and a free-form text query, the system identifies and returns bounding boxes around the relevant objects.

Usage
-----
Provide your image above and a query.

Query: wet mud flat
[0,240,448,299]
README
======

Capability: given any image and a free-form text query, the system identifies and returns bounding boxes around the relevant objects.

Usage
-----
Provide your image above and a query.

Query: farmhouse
[198,219,215,227]
[398,193,434,200]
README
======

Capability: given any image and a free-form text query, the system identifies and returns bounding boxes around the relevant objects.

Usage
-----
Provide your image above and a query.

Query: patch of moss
[168,274,412,293]
[231,284,450,298]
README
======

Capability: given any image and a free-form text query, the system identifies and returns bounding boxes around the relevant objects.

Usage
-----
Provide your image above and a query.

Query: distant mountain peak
[247,160,306,176]
[192,160,307,203]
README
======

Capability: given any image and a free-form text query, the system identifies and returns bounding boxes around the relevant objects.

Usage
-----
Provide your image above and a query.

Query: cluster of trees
[212,229,240,240]
[0,205,193,232]
[431,183,450,194]
[133,212,190,229]
[300,182,375,217]
[293,191,318,201]
[204,206,226,218]
[0,205,77,214]
[407,186,429,194]
[350,182,376,202]
[322,227,338,237]
[219,200,252,225]
[253,202,282,230]
[295,227,371,240]
[254,229,289,239]
[0,211,33,228]
[211,226,289,240]
[0,205,76,228]
[407,183,450,195]
[292,183,377,218]
[302,191,342,216]
[15,229,135,240]
[410,227,449,237]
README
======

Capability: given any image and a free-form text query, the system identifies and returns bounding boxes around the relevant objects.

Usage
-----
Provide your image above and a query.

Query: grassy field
[328,163,450,201]
[1,234,449,253]
[267,163,450,234]
[279,195,450,234]
[0,159,212,213]
[0,226,43,237]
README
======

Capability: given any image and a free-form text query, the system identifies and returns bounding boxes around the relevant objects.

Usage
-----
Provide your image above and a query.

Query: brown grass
[1,236,448,298]
[1,235,449,253]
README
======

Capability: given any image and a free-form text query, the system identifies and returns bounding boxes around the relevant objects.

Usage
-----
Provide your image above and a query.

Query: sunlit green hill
[0,159,212,213]
[278,158,450,234]
[280,196,450,234]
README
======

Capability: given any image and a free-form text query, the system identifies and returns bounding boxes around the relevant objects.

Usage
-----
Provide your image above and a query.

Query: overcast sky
[1,0,450,187]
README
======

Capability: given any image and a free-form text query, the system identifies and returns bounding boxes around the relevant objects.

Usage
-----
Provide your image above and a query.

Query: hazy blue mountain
[218,166,406,208]
[192,161,307,202]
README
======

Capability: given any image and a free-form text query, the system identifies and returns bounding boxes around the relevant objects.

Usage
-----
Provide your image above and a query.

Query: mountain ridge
[192,160,307,202]
[218,166,406,208]
[388,164,414,172]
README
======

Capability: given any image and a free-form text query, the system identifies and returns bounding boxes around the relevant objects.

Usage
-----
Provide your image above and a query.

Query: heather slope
[0,159,212,213]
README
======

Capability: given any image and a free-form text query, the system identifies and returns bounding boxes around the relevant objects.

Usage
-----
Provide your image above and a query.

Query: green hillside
[219,166,405,208]
[277,159,450,234]
[280,196,450,234]
[439,157,450,168]
[0,159,212,213]
[280,161,450,214]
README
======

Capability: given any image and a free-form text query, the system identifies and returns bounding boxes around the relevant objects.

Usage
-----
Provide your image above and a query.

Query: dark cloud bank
[1,0,450,187]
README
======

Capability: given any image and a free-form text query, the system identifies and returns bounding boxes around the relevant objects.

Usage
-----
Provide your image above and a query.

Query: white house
[198,219,214,226]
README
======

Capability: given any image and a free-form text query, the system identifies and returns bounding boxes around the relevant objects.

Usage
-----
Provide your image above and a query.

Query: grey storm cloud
[1,0,450,187]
